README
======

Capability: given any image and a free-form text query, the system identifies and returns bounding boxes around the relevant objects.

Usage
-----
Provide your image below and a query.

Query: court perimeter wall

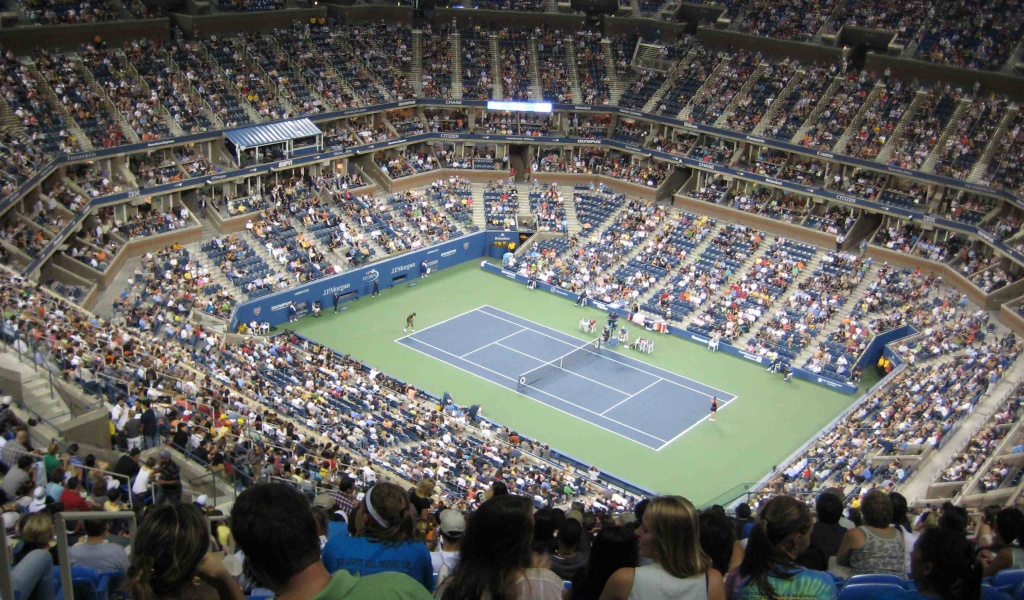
[229,231,517,330]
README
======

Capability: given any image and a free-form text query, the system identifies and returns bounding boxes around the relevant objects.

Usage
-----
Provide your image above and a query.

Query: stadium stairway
[632,217,722,308]
[751,65,805,137]
[831,81,886,155]
[411,29,424,97]
[517,184,533,221]
[922,96,974,173]
[115,48,186,138]
[631,42,661,71]
[21,58,93,151]
[296,30,364,110]
[0,95,19,129]
[970,103,1020,182]
[527,36,544,101]
[677,237,775,330]
[734,250,856,343]
[470,183,489,231]
[789,269,876,367]
[877,86,929,164]
[162,50,225,131]
[563,35,583,103]
[790,73,845,145]
[1002,38,1024,75]
[196,40,264,125]
[896,357,1024,505]
[564,195,582,236]
[450,32,463,99]
[56,54,141,144]
[489,34,504,100]
[712,62,766,129]
[258,35,302,118]
[677,57,730,122]
[641,67,670,115]
[0,352,73,441]
[601,38,623,105]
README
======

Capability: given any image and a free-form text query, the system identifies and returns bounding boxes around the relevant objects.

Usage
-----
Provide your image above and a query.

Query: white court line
[494,342,633,396]
[478,305,736,401]
[393,306,491,343]
[400,336,668,445]
[600,378,664,415]
[460,329,527,358]
[655,395,741,452]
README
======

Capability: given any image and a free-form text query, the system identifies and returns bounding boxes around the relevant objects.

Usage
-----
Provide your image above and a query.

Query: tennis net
[517,339,602,390]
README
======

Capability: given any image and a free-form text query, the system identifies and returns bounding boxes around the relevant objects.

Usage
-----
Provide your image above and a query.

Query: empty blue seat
[846,574,907,587]
[992,572,1024,593]
[53,566,110,600]
[983,584,1013,600]
[838,584,905,600]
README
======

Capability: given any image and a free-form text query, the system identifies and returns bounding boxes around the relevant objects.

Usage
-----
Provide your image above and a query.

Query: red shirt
[60,488,91,512]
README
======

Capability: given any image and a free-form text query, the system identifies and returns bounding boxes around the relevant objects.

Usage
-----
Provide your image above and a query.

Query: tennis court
[396,305,737,450]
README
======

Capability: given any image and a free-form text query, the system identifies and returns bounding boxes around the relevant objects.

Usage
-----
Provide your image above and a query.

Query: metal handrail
[54,511,138,600]
[4,445,137,510]
[0,520,13,600]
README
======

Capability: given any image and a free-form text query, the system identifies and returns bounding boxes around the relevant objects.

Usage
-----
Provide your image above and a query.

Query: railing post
[0,522,14,600]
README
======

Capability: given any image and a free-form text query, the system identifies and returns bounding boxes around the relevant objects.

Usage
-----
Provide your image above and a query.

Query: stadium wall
[1002,298,1024,336]
[676,3,731,26]
[0,18,170,53]
[697,27,847,65]
[479,262,861,394]
[865,53,1024,101]
[671,194,838,249]
[170,7,327,37]
[229,231,517,329]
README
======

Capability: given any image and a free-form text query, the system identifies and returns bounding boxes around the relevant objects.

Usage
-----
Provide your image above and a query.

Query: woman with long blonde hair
[601,495,725,600]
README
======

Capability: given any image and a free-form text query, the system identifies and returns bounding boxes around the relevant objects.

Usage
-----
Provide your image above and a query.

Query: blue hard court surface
[396,305,737,450]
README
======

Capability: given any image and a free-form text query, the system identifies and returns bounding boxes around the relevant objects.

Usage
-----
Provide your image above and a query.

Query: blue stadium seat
[992,571,1024,593]
[838,584,905,600]
[983,584,1013,600]
[53,566,110,600]
[846,574,907,587]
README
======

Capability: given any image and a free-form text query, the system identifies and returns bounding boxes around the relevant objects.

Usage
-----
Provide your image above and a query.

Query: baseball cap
[158,449,171,459]
[2,396,12,406]
[129,448,141,457]
[28,486,47,513]
[2,512,19,531]
[439,509,466,538]
[195,495,209,507]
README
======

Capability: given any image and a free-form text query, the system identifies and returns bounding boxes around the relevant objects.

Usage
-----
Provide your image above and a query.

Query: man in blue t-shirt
[321,483,433,591]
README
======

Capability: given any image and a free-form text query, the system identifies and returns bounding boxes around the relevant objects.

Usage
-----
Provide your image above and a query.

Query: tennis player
[709,396,719,422]
[404,312,417,333]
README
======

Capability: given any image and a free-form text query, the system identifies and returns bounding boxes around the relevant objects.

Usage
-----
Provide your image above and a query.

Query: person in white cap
[431,509,465,588]
[28,486,48,513]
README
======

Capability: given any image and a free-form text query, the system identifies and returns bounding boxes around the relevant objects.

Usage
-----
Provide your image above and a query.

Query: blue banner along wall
[230,231,519,330]
[480,262,861,395]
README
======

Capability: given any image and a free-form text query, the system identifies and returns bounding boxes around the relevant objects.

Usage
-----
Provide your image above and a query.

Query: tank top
[850,526,906,577]
[629,563,709,600]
